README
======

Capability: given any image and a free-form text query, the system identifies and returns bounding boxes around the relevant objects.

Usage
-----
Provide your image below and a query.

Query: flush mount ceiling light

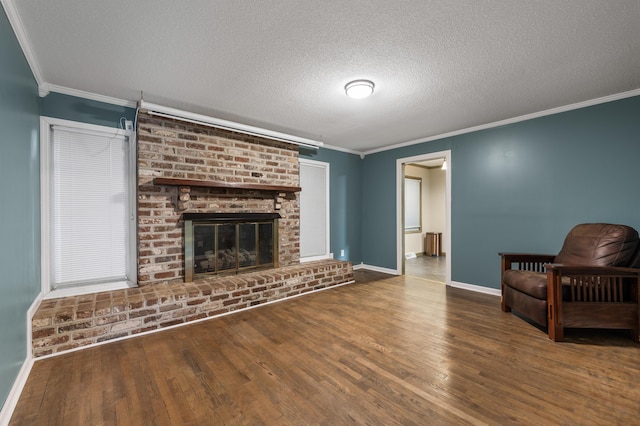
[345,79,375,99]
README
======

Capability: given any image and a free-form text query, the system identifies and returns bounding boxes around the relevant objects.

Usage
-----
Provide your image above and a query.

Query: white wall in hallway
[403,164,446,256]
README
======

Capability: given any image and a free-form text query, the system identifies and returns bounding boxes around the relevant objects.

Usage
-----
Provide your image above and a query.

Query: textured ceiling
[8,0,640,152]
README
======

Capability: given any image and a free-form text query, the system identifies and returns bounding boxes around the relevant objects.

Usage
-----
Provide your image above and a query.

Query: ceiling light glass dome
[345,80,375,99]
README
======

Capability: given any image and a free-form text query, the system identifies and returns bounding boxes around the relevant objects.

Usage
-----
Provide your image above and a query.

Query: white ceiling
[7,0,640,153]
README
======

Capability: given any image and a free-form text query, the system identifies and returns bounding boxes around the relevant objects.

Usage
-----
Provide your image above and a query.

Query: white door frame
[396,150,451,284]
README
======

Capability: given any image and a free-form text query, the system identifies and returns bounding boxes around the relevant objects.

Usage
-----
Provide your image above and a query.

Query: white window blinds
[404,177,421,232]
[299,160,330,259]
[50,125,130,288]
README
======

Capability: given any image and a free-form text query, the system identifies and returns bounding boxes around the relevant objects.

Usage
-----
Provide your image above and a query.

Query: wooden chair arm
[544,264,640,277]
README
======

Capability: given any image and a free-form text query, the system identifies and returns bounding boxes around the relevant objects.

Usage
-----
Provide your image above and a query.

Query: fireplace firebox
[183,213,280,281]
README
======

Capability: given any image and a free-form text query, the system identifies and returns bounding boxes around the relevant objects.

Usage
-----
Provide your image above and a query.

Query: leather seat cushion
[503,270,547,300]
[554,223,639,266]
[503,286,548,327]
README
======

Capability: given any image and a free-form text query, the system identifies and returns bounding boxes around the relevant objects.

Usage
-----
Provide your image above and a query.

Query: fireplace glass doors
[184,213,279,281]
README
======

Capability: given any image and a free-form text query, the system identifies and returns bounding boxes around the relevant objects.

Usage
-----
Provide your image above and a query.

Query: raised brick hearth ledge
[32,260,353,358]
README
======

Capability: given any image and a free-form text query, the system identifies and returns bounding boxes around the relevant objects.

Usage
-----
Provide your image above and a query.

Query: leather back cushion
[554,223,639,266]
[628,244,640,269]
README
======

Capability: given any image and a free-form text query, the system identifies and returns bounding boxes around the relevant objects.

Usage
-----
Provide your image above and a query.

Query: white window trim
[40,117,137,299]
[299,158,331,262]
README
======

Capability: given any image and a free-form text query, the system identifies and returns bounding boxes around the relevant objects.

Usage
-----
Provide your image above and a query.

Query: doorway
[396,150,451,284]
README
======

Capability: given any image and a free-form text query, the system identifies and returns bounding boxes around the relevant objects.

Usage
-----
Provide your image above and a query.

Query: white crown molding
[363,88,640,156]
[45,84,137,108]
[0,1,136,109]
[1,0,44,86]
[38,82,50,97]
[319,143,363,156]
[140,100,323,148]
[40,85,640,156]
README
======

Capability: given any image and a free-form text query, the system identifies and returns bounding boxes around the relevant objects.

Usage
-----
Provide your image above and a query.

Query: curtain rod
[138,101,322,149]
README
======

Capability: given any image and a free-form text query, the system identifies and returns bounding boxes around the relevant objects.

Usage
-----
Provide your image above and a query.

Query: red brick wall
[136,112,300,285]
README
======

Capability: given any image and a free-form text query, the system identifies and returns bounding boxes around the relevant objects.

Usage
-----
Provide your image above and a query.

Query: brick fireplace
[183,212,280,280]
[137,111,301,284]
[30,111,354,357]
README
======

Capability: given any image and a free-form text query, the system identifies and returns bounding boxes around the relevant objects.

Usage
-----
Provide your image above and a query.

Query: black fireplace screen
[184,213,279,281]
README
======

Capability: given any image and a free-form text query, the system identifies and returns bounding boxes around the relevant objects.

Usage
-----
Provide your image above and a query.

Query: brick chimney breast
[137,112,300,285]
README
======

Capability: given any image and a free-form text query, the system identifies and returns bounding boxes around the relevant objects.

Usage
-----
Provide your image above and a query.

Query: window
[41,117,136,297]
[404,177,421,232]
[299,159,330,261]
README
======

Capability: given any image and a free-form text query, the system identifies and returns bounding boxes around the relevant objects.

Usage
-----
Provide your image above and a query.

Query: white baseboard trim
[26,292,42,360]
[0,292,42,426]
[354,264,499,296]
[450,281,501,297]
[0,356,34,426]
[354,263,400,275]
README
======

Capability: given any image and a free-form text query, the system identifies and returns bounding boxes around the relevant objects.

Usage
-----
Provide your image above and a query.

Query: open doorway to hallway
[396,151,451,285]
[404,158,446,282]
[405,255,446,282]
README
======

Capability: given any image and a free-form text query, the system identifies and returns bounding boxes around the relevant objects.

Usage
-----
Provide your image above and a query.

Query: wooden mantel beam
[153,177,301,193]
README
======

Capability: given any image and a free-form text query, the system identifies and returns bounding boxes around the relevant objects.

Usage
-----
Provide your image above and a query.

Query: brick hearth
[32,260,353,357]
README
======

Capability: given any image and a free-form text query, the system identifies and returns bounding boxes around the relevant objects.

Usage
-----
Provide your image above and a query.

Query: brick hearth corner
[32,260,353,358]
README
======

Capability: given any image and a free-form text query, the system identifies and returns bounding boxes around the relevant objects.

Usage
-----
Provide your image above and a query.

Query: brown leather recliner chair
[500,223,640,342]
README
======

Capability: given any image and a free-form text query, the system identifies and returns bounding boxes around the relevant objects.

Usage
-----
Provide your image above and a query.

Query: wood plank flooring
[405,254,446,282]
[10,270,640,425]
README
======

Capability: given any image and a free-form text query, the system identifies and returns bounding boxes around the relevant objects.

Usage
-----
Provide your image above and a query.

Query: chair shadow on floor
[509,310,636,347]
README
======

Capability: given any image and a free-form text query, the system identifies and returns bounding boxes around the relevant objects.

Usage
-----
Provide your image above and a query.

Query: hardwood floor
[10,270,640,425]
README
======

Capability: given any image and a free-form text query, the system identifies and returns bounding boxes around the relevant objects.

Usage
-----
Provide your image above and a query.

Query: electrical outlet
[124,120,133,130]
[340,249,345,257]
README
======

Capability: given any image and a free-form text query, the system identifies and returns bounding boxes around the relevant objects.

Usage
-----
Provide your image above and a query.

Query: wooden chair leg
[548,321,564,342]
[500,280,511,312]
[547,300,564,341]
[501,296,511,312]
[547,270,564,341]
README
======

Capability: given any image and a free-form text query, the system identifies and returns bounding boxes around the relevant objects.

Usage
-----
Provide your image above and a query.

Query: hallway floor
[405,254,446,282]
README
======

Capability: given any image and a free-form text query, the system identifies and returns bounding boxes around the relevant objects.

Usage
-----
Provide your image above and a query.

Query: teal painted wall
[40,92,135,128]
[362,95,640,289]
[300,148,363,264]
[0,8,40,409]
